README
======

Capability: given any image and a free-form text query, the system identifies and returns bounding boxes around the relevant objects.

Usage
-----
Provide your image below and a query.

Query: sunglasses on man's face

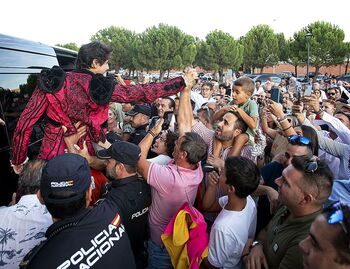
[327,92,336,96]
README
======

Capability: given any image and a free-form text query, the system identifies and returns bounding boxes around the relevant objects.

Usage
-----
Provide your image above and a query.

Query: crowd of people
[0,41,350,269]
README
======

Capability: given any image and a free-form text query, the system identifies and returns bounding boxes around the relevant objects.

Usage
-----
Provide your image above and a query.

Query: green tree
[195,30,243,81]
[291,21,346,76]
[276,33,288,62]
[243,24,279,73]
[287,38,305,76]
[344,42,350,75]
[19,74,37,96]
[55,42,79,51]
[133,23,196,80]
[91,26,137,71]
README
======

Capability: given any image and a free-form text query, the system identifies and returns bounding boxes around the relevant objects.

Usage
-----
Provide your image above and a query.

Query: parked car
[246,74,258,80]
[246,73,282,85]
[279,71,294,79]
[337,75,350,83]
[0,33,77,205]
[316,75,325,82]
[337,75,350,90]
[297,75,307,82]
[201,73,213,81]
[308,72,316,79]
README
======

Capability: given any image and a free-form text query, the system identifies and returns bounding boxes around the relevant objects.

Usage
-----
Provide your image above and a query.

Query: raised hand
[207,171,220,188]
[63,122,87,153]
[267,99,284,119]
[73,141,91,161]
[303,94,320,113]
[183,67,198,88]
[151,118,164,137]
[207,154,225,169]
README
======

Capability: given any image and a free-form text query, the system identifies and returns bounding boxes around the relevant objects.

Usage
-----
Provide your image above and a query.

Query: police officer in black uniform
[125,104,151,145]
[97,140,151,269]
[20,153,136,269]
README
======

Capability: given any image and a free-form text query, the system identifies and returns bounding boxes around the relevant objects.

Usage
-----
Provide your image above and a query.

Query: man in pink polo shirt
[137,68,208,268]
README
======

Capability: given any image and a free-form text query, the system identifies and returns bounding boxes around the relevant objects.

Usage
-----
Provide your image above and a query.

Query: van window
[0,72,44,159]
[0,72,44,205]
[0,48,57,69]
[0,36,77,205]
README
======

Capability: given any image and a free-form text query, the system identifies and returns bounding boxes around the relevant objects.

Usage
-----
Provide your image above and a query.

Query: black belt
[46,116,61,127]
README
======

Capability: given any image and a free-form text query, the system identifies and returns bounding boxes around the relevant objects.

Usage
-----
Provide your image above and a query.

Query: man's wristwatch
[250,240,261,250]
[276,115,287,122]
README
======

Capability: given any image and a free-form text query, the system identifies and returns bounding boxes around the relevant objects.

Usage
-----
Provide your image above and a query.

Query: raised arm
[234,106,257,130]
[301,116,348,158]
[212,106,231,122]
[260,107,278,139]
[267,99,297,137]
[202,171,221,212]
[137,119,164,180]
[177,68,198,136]
[111,76,186,104]
[319,112,350,144]
[304,94,350,144]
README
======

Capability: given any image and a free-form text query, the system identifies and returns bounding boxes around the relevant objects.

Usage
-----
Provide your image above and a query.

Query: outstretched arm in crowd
[177,68,198,136]
[267,99,297,137]
[227,133,249,157]
[212,138,223,158]
[294,99,349,161]
[115,74,126,86]
[232,104,257,130]
[111,70,196,104]
[111,76,186,104]
[137,119,163,180]
[137,68,197,179]
[304,94,350,144]
[212,106,233,122]
[202,171,221,213]
[260,107,278,139]
[62,123,107,171]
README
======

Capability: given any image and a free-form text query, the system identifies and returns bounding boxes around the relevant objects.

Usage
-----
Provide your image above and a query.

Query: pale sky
[1,0,349,46]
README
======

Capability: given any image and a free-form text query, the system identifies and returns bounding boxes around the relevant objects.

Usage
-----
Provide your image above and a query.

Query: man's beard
[215,132,233,141]
[106,167,117,180]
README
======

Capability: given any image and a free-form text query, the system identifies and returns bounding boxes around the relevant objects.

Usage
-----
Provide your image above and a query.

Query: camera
[202,164,219,173]
[162,111,173,130]
[105,70,115,78]
[105,71,119,82]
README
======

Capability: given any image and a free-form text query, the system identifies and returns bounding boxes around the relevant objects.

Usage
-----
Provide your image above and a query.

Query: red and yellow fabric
[161,202,208,269]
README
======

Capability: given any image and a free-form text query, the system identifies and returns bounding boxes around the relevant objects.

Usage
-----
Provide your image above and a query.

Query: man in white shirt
[191,82,216,112]
[253,80,264,96]
[149,97,176,132]
[201,156,260,269]
[0,159,52,268]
